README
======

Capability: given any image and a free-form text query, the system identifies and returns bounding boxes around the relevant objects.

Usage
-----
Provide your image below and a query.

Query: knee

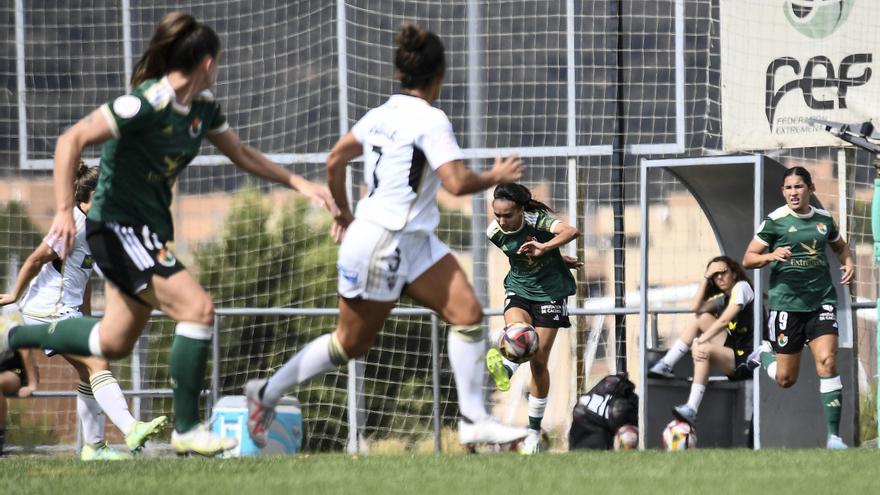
[100,340,135,360]
[817,353,837,375]
[191,297,215,326]
[448,304,483,327]
[335,329,372,359]
[776,375,797,388]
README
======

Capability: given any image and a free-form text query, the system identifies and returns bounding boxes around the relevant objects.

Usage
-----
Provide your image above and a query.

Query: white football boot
[171,424,238,457]
[458,417,529,447]
[518,429,545,455]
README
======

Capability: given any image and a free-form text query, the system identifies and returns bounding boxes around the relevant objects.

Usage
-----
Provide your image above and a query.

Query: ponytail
[130,12,220,88]
[74,161,99,204]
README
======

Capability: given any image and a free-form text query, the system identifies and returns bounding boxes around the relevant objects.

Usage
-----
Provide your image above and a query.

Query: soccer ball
[662,420,696,451]
[498,322,539,364]
[613,424,639,450]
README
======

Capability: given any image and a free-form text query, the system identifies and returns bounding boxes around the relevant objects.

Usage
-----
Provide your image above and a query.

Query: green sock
[760,350,776,369]
[528,416,542,431]
[169,334,209,433]
[9,317,98,355]
[819,376,842,437]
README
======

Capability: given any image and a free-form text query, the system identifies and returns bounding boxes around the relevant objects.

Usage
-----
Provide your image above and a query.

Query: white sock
[767,361,777,381]
[686,383,706,412]
[90,370,136,436]
[87,323,104,358]
[76,381,105,445]
[264,333,338,407]
[448,333,488,422]
[662,339,690,367]
[527,395,548,429]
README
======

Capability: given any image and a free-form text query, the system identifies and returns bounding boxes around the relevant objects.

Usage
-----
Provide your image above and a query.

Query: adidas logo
[826,399,841,408]
[788,226,797,233]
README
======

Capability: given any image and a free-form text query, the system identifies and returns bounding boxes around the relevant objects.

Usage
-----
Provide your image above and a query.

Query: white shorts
[337,219,450,302]
[22,309,82,357]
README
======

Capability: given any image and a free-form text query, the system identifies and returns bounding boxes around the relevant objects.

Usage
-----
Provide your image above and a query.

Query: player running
[0,163,166,460]
[483,183,580,454]
[0,12,338,456]
[245,22,527,450]
[744,166,853,449]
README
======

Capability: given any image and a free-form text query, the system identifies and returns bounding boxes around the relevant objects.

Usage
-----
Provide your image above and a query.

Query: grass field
[1,449,876,495]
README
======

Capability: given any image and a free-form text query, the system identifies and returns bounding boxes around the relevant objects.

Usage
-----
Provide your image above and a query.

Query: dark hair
[782,166,814,189]
[704,255,751,299]
[493,183,553,213]
[74,162,99,204]
[394,23,445,89]
[131,12,220,87]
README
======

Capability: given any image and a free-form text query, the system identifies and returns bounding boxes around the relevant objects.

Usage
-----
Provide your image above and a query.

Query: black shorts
[726,347,752,381]
[767,306,838,355]
[0,351,27,388]
[86,219,185,305]
[504,294,571,329]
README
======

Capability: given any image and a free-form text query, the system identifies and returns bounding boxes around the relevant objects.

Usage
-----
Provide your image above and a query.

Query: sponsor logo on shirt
[80,255,95,269]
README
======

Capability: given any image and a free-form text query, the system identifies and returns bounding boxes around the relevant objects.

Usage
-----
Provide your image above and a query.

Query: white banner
[721,0,880,151]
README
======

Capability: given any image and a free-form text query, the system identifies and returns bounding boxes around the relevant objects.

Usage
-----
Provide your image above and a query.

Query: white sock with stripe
[90,370,136,436]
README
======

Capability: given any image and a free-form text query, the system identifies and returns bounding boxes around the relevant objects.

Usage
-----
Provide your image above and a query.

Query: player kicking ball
[484,183,581,454]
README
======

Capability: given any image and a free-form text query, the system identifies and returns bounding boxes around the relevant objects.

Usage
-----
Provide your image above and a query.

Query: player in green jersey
[743,166,853,449]
[484,183,580,454]
[0,12,338,457]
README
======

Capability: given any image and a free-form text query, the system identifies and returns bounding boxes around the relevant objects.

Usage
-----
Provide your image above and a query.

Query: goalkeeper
[484,183,580,454]
[0,11,338,457]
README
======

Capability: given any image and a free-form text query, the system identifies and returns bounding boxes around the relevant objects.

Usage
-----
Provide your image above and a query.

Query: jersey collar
[786,205,815,219]
[498,217,526,235]
[161,76,192,115]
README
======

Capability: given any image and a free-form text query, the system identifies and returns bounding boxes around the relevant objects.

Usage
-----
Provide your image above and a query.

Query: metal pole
[121,0,133,92]
[467,0,488,307]
[638,159,649,450]
[565,0,579,412]
[15,0,28,169]
[612,0,627,372]
[752,155,764,450]
[211,316,221,408]
[430,314,442,453]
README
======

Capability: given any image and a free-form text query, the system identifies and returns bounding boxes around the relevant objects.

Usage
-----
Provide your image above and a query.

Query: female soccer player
[482,183,580,454]
[0,349,38,457]
[0,163,166,460]
[744,166,853,449]
[660,256,755,425]
[0,12,337,456]
[245,23,527,449]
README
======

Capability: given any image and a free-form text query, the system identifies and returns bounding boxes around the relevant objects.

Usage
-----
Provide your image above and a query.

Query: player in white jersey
[0,163,167,460]
[246,23,528,449]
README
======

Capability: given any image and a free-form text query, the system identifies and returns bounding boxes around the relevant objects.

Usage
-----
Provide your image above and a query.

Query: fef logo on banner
[783,1,854,39]
[720,0,879,151]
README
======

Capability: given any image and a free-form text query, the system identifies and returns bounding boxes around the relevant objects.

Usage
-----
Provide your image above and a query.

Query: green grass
[1,449,875,495]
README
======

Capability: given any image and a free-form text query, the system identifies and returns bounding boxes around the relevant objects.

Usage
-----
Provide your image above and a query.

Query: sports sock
[76,381,105,444]
[527,395,547,431]
[169,323,211,433]
[662,338,691,367]
[819,375,843,437]
[90,371,135,436]
[448,333,488,422]
[686,383,706,413]
[501,353,518,378]
[761,349,777,380]
[263,333,342,407]
[8,318,99,355]
[766,361,778,381]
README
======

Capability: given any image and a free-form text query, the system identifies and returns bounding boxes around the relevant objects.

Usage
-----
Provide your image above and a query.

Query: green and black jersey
[89,77,229,241]
[487,210,576,302]
[754,205,841,312]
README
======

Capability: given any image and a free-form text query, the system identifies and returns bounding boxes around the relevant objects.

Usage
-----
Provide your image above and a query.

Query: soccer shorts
[86,219,185,305]
[503,294,571,329]
[337,219,450,302]
[0,350,27,386]
[726,347,753,381]
[767,305,838,355]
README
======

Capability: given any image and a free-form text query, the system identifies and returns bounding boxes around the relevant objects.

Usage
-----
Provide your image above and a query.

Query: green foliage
[437,207,472,251]
[0,201,43,291]
[191,188,456,451]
